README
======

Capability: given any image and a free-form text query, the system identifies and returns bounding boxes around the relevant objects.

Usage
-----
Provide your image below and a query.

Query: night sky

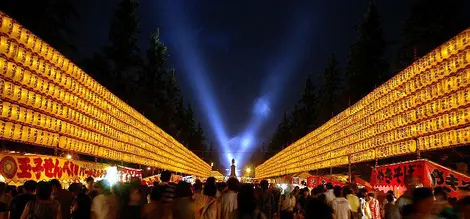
[71,0,414,167]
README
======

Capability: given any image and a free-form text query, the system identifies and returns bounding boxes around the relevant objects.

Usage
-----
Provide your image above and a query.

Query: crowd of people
[0,172,469,219]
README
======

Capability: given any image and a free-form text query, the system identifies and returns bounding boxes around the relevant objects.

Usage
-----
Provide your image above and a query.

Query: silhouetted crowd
[0,172,469,219]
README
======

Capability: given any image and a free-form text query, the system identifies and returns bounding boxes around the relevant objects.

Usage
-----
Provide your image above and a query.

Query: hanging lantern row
[0,12,210,177]
[256,28,470,179]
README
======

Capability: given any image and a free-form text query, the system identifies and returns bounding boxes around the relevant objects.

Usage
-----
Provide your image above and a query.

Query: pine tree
[397,0,467,70]
[104,0,141,100]
[298,75,319,134]
[346,0,388,104]
[319,54,342,122]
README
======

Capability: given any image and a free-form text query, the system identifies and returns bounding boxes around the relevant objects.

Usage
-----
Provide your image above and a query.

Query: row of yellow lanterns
[0,40,207,172]
[256,29,470,178]
[0,13,210,176]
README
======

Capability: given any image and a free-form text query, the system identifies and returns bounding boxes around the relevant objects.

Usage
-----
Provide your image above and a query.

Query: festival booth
[370,159,470,198]
[0,152,108,186]
[141,173,183,185]
[117,165,142,182]
[306,175,346,188]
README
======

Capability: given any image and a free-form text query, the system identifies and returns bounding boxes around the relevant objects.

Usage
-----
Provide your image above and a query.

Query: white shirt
[325,189,335,205]
[331,197,351,219]
[91,194,119,219]
[220,191,238,219]
[280,195,296,212]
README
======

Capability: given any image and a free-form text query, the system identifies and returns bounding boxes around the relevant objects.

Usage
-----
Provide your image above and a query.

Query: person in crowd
[304,198,333,219]
[69,183,91,219]
[258,180,275,219]
[358,190,370,219]
[280,186,296,219]
[457,196,470,219]
[367,193,381,219]
[383,194,399,219]
[395,177,416,217]
[20,181,61,219]
[405,187,435,219]
[17,186,24,196]
[433,186,457,219]
[159,170,176,204]
[193,179,203,199]
[298,188,309,215]
[172,181,198,219]
[198,177,218,219]
[141,185,172,219]
[344,186,360,218]
[325,183,335,205]
[220,177,239,219]
[216,182,228,200]
[51,179,75,219]
[331,186,350,219]
[0,183,8,219]
[10,180,37,219]
[0,183,12,207]
[120,184,143,219]
[230,183,267,219]
[90,180,119,219]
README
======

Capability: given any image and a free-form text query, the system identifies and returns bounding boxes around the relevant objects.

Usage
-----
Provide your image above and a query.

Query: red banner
[0,153,108,185]
[117,166,142,182]
[371,160,470,197]
[305,175,345,188]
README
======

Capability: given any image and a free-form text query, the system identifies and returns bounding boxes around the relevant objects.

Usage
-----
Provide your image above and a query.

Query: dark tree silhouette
[346,0,388,105]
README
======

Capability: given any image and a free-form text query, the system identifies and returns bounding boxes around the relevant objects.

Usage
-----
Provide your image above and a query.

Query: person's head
[0,182,6,195]
[343,186,352,196]
[294,186,300,193]
[325,183,333,190]
[68,183,82,196]
[260,180,269,190]
[317,185,325,193]
[227,177,239,192]
[357,189,366,199]
[128,186,143,205]
[386,190,394,196]
[204,177,217,197]
[150,185,165,202]
[405,176,418,192]
[216,182,227,192]
[366,193,375,201]
[433,186,447,201]
[36,181,53,200]
[175,181,192,198]
[386,194,394,203]
[86,177,94,188]
[23,180,37,194]
[193,180,203,193]
[237,184,257,215]
[95,180,111,195]
[17,185,24,194]
[412,187,434,214]
[302,188,309,197]
[50,179,62,192]
[160,170,172,183]
[304,199,333,219]
[333,186,342,198]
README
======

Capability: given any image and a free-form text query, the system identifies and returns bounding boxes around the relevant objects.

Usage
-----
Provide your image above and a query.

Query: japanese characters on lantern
[0,12,210,177]
[256,28,470,179]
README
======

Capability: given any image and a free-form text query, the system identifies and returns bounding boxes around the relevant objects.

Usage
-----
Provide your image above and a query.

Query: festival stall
[0,152,108,186]
[370,159,470,198]
[306,175,346,188]
[117,165,142,182]
[141,173,183,185]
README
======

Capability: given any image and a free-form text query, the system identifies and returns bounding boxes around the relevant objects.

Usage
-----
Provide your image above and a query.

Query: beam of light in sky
[234,16,314,166]
[161,1,314,169]
[161,2,232,163]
